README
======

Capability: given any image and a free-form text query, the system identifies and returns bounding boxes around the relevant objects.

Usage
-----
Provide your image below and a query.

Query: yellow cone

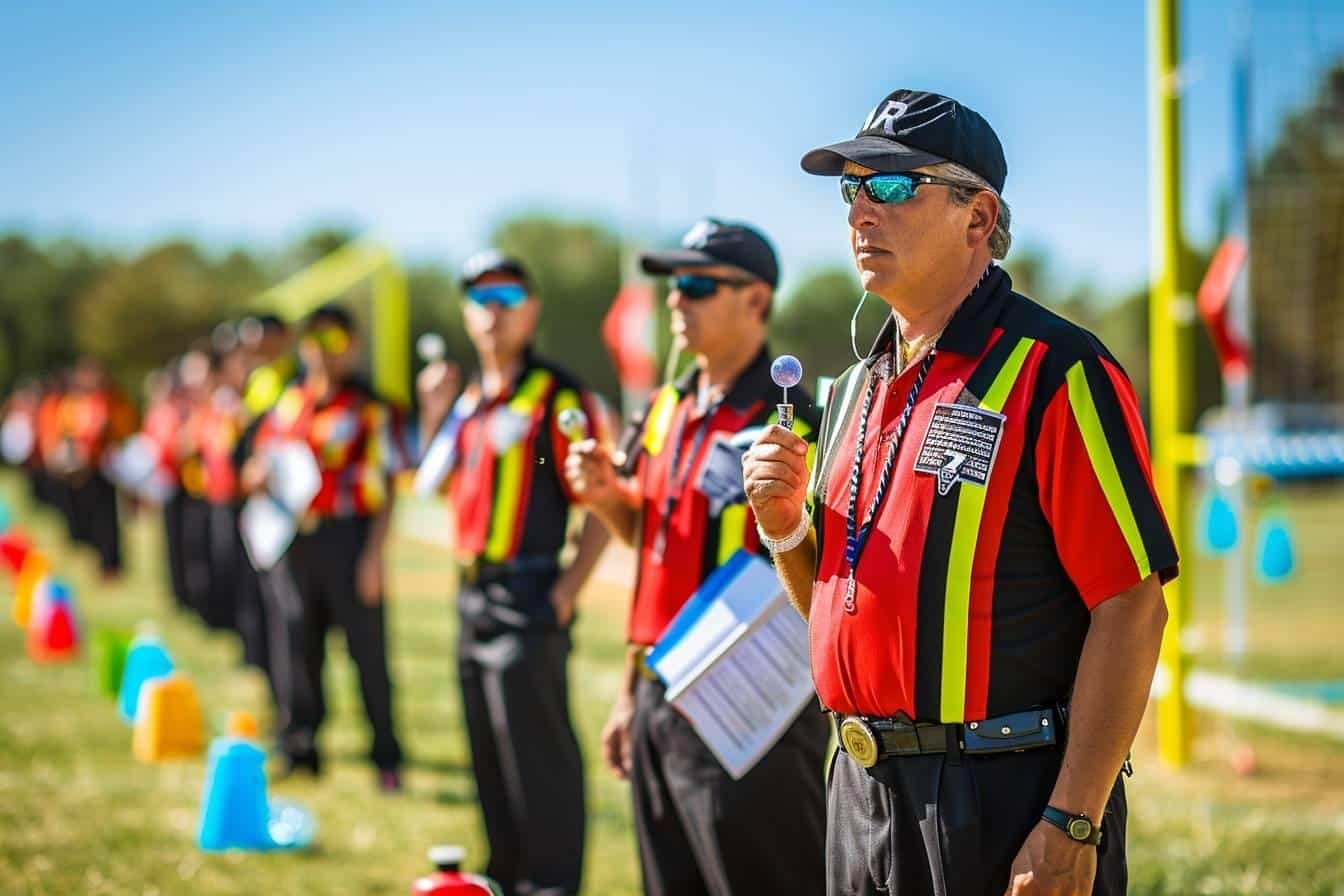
[12,551,50,628]
[133,673,205,761]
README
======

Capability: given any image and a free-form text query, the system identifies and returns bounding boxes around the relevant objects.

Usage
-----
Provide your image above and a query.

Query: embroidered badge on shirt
[489,406,532,453]
[913,403,1007,496]
[695,434,749,515]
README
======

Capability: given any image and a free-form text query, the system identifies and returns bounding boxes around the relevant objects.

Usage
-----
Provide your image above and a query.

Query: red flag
[602,284,656,393]
[1197,236,1251,380]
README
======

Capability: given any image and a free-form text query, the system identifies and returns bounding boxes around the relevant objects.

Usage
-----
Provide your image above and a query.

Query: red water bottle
[412,845,503,895]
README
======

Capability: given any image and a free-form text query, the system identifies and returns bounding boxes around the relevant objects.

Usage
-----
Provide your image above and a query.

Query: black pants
[207,502,270,674]
[631,676,829,896]
[178,495,214,622]
[162,492,191,611]
[826,746,1128,895]
[457,567,585,896]
[260,516,402,770]
[66,473,122,574]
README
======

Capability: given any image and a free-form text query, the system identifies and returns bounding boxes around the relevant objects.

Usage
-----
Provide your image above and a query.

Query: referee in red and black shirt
[244,304,407,791]
[416,251,610,896]
[744,90,1179,896]
[567,220,828,896]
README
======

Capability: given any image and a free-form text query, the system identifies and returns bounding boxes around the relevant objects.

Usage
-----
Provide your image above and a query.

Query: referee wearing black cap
[568,219,828,896]
[418,251,611,896]
[743,90,1177,895]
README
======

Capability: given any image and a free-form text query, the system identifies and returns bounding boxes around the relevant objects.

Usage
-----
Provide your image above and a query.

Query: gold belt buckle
[838,716,881,768]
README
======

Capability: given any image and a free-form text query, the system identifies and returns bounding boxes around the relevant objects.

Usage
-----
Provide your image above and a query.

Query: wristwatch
[1041,806,1103,846]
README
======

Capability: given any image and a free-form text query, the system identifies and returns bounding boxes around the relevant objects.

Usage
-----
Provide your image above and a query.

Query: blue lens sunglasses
[840,171,967,205]
[671,273,755,300]
[466,282,529,308]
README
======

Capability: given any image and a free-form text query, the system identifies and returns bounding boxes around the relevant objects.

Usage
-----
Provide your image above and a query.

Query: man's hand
[549,576,580,628]
[416,360,461,430]
[355,545,385,607]
[565,439,622,507]
[601,693,636,780]
[742,424,809,538]
[1005,821,1096,895]
[239,455,271,496]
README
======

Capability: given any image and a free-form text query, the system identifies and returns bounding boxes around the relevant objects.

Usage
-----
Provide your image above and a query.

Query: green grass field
[1,471,1342,895]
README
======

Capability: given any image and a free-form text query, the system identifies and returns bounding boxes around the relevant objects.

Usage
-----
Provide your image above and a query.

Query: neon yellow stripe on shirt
[940,337,1036,723]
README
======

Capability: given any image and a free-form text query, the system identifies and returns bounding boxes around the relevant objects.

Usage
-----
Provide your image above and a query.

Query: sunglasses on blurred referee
[466,283,529,309]
[302,325,352,355]
[670,274,755,300]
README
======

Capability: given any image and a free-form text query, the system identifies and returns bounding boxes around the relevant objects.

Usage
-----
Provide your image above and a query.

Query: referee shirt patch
[913,403,1007,496]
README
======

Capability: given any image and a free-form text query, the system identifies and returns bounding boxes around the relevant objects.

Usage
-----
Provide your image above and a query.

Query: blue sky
[3,1,1342,297]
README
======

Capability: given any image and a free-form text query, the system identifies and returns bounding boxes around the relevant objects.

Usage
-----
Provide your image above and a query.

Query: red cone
[0,530,31,576]
[28,600,79,663]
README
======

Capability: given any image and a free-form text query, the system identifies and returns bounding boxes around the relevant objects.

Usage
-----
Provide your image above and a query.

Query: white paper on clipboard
[649,550,815,779]
[240,441,321,571]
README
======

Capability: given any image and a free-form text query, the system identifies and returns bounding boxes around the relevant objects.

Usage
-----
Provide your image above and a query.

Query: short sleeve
[1035,351,1179,608]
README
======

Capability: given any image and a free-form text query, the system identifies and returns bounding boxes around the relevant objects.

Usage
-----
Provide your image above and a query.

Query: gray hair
[924,161,1013,260]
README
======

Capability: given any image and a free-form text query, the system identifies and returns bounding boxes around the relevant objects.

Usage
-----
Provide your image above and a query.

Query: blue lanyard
[842,350,935,613]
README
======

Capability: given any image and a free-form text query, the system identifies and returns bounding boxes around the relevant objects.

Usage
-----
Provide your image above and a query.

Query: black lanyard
[652,393,722,559]
[842,350,936,613]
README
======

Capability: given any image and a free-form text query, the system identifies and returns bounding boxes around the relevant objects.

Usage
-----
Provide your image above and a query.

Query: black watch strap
[1041,806,1103,846]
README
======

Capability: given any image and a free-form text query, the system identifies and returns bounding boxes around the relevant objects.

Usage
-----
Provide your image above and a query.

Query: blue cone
[198,737,274,851]
[1256,515,1295,583]
[118,635,174,723]
[1201,492,1239,554]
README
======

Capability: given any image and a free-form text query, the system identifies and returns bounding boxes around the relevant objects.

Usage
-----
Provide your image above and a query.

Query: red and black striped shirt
[254,378,406,519]
[808,267,1178,722]
[622,347,821,646]
[447,349,606,564]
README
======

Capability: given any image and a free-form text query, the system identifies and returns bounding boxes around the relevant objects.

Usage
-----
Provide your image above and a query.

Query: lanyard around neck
[841,349,936,613]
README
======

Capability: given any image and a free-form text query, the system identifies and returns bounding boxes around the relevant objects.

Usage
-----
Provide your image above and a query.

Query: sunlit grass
[1,472,1342,894]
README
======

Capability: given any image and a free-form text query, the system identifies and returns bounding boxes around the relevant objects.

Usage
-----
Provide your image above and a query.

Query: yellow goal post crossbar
[256,238,410,406]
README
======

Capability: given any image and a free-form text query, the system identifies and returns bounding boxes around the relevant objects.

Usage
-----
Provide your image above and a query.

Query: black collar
[866,266,1013,368]
[673,344,774,413]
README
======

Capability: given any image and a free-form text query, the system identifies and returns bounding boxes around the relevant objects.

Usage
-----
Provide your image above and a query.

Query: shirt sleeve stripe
[1064,361,1151,580]
[940,337,1035,723]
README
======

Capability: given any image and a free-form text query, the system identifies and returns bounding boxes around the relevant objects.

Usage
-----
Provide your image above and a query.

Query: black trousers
[631,676,829,896]
[178,495,214,622]
[826,746,1128,895]
[162,492,191,611]
[457,567,585,896]
[260,516,402,770]
[207,502,270,674]
[66,472,122,574]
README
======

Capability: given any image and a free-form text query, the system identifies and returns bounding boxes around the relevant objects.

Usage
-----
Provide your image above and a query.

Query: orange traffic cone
[11,550,50,627]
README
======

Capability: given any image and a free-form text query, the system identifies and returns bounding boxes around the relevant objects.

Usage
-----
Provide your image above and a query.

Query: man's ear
[966,192,998,249]
[745,283,772,323]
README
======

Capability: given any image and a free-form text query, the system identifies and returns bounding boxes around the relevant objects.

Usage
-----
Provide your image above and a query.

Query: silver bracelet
[757,512,811,554]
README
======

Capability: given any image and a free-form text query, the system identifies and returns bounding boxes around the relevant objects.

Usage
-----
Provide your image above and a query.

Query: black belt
[458,554,559,586]
[833,706,1066,768]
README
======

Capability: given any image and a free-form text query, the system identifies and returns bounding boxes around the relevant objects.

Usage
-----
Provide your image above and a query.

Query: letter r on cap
[865,100,909,136]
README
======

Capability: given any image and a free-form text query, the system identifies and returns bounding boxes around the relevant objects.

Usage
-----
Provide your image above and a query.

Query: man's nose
[848,191,880,230]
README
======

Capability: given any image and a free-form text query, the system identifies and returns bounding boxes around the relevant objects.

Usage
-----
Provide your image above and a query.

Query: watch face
[1067,818,1093,841]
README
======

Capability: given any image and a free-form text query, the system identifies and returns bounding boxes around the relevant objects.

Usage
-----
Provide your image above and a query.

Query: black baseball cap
[801,89,1007,194]
[640,219,779,288]
[460,250,532,290]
